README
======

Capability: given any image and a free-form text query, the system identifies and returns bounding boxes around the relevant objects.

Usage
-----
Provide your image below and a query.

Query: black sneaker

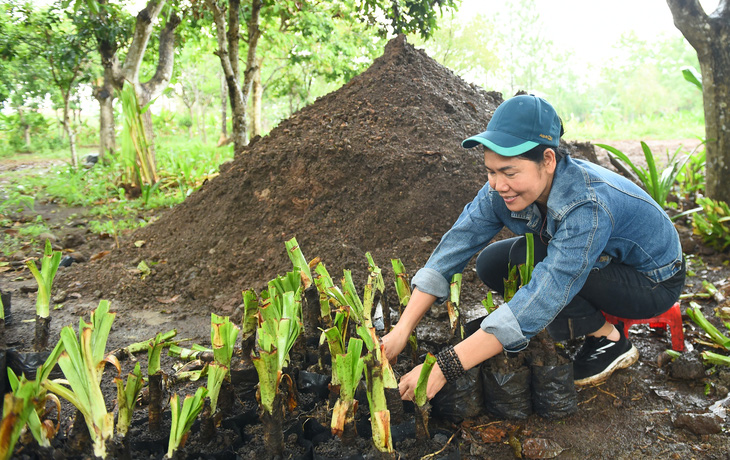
[573,333,639,386]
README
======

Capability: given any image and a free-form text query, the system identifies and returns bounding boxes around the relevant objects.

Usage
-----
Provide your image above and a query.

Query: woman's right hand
[381,327,409,364]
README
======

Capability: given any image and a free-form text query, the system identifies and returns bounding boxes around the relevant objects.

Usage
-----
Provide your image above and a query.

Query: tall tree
[4,2,95,167]
[206,0,457,155]
[667,0,730,203]
[39,5,95,168]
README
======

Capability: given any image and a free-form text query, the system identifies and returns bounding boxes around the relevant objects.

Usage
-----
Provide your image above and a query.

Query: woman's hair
[519,144,569,164]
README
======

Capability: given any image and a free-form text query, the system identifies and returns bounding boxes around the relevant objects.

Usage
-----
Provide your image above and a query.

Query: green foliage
[681,65,703,91]
[693,197,730,252]
[596,141,689,209]
[413,353,437,408]
[687,302,730,350]
[166,387,208,459]
[359,0,458,39]
[676,143,706,201]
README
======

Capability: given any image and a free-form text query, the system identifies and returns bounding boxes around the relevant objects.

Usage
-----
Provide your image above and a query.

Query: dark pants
[475,236,686,340]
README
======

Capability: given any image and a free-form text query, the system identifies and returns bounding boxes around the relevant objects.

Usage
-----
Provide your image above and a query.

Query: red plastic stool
[602,302,684,351]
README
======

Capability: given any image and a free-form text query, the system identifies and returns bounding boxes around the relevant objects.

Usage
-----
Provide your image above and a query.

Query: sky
[456,0,719,67]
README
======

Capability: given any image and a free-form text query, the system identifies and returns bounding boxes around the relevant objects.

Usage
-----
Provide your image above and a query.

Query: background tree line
[0,0,727,201]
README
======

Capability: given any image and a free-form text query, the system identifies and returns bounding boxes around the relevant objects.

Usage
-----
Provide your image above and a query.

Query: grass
[0,135,233,256]
[565,109,705,141]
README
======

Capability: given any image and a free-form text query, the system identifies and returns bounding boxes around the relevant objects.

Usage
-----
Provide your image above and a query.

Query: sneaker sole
[574,344,639,387]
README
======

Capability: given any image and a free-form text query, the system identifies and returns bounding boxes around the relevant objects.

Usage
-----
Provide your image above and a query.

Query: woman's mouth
[501,194,518,204]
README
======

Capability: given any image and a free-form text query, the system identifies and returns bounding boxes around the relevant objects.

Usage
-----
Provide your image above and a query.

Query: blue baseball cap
[462,95,563,156]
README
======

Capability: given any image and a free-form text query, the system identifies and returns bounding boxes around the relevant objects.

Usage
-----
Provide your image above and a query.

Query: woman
[383,95,685,401]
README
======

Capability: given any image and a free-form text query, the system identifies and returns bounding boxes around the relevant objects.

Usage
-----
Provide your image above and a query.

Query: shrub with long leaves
[597,141,690,209]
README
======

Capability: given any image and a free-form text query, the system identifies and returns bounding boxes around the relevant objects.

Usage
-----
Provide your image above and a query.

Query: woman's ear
[543,148,557,174]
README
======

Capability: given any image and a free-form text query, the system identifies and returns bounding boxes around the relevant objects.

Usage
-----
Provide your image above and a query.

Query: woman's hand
[380,327,409,364]
[397,362,446,401]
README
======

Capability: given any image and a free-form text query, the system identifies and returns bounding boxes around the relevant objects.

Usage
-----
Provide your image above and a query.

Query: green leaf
[167,387,208,458]
[414,353,437,407]
[286,237,312,288]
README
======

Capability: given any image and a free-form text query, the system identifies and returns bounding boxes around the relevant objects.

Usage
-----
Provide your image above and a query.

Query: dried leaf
[475,425,507,443]
[522,438,565,459]
[156,294,181,304]
[134,240,146,248]
[90,251,110,261]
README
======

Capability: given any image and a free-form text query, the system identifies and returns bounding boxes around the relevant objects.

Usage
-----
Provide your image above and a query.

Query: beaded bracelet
[436,345,465,383]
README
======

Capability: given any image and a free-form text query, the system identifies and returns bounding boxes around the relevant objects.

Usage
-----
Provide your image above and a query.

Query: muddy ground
[2,36,729,459]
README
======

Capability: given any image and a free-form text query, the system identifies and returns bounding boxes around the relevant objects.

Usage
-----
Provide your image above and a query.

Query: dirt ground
[2,36,729,459]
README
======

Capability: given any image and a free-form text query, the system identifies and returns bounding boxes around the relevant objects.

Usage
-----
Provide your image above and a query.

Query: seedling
[114,362,144,438]
[42,300,118,459]
[391,258,411,314]
[331,338,365,443]
[391,258,417,358]
[253,288,302,458]
[413,353,437,440]
[285,236,313,288]
[482,292,497,314]
[365,252,387,329]
[147,332,166,432]
[692,197,730,252]
[166,387,208,459]
[0,342,64,459]
[241,289,259,359]
[208,313,239,412]
[26,239,62,351]
[363,351,394,454]
[447,273,463,339]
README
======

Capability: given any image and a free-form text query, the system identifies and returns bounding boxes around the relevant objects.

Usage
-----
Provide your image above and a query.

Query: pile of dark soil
[59,35,507,316]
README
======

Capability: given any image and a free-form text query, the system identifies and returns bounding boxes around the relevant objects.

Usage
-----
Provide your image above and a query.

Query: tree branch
[121,0,167,85]
[666,0,710,52]
[141,11,182,104]
[207,0,236,82]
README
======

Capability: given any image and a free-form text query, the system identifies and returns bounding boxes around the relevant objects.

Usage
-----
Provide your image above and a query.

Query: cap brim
[462,130,539,157]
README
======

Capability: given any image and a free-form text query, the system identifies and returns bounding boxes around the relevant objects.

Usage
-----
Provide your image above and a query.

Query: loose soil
[2,36,729,459]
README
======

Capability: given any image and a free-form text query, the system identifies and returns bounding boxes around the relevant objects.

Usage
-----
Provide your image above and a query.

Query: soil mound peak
[59,35,503,314]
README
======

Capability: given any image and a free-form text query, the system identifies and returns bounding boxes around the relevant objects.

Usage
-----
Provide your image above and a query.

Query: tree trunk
[208,0,263,154]
[667,0,730,203]
[18,108,31,147]
[62,92,79,168]
[251,56,263,137]
[94,80,116,161]
[219,71,227,142]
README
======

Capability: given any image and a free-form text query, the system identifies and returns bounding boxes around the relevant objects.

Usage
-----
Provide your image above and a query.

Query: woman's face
[483,149,556,212]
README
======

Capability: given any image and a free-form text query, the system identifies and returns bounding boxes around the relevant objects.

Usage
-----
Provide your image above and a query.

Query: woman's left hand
[398,362,446,401]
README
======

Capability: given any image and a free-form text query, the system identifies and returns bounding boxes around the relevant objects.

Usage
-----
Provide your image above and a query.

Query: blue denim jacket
[411,156,683,352]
